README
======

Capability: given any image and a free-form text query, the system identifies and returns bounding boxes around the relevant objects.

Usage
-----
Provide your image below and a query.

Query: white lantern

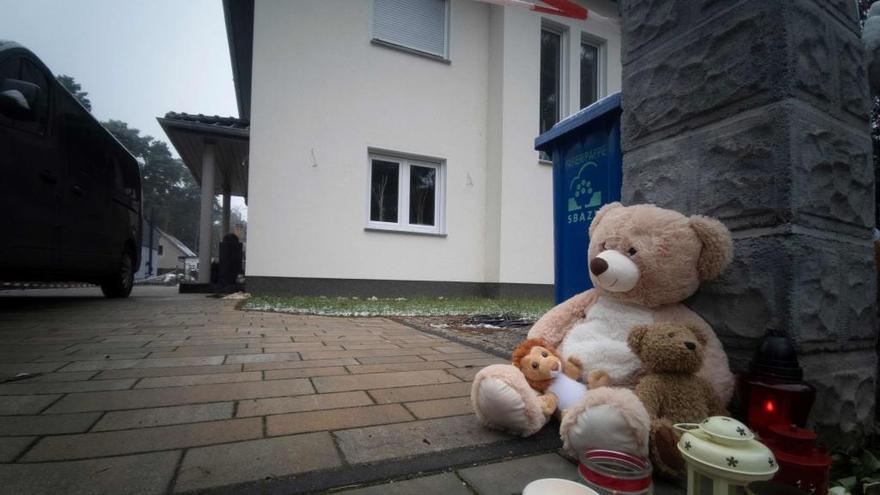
[676,417,778,495]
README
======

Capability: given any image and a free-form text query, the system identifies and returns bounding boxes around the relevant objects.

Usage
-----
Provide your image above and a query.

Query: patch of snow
[223,292,251,300]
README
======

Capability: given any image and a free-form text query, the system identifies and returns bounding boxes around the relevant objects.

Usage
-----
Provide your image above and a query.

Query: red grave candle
[736,333,815,438]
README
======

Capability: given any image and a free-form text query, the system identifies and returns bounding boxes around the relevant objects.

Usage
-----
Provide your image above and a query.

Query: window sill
[371,39,451,64]
[365,226,447,238]
[538,158,554,166]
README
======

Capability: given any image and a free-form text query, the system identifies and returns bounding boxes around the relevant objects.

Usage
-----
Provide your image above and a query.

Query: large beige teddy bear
[470,203,735,458]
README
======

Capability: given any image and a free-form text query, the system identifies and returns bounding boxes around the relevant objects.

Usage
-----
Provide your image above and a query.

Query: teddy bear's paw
[562,404,643,456]
[559,388,650,457]
[651,423,686,476]
[471,365,547,437]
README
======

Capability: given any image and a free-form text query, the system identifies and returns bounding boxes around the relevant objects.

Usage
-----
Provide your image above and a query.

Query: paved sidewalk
[0,286,561,494]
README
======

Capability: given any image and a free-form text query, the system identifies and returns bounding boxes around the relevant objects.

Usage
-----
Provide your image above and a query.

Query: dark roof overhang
[223,0,254,120]
[157,112,250,198]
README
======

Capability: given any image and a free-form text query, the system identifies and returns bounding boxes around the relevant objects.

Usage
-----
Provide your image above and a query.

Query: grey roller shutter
[373,0,448,57]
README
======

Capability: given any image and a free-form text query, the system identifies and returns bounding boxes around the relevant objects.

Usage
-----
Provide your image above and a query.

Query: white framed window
[366,151,446,235]
[580,34,606,109]
[372,0,450,60]
[538,21,568,161]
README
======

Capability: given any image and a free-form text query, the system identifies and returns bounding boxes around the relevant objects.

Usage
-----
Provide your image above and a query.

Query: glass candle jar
[578,450,653,495]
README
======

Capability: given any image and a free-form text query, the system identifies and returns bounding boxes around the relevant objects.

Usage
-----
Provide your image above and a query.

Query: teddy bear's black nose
[685,341,696,350]
[590,257,608,276]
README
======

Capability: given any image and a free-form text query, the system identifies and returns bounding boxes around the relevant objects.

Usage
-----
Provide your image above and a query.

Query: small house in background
[156,230,196,275]
[134,218,159,280]
[164,0,622,297]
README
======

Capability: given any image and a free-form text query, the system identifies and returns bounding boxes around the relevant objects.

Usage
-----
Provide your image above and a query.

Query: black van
[0,41,142,298]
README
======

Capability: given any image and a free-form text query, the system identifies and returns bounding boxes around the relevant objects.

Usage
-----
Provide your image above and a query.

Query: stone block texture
[621,0,877,440]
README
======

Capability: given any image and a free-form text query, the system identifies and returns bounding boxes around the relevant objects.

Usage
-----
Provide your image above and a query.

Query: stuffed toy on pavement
[470,202,735,460]
[511,338,610,417]
[627,322,728,476]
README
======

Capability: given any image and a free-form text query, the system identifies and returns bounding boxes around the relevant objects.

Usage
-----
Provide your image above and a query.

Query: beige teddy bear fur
[628,322,728,476]
[471,203,734,460]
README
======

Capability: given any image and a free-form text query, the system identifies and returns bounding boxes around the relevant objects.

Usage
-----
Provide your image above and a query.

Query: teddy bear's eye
[601,242,607,250]
[668,332,676,338]
[541,352,548,358]
[531,362,539,369]
[628,247,638,256]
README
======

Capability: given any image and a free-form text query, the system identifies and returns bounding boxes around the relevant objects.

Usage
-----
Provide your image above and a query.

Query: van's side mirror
[0,79,39,121]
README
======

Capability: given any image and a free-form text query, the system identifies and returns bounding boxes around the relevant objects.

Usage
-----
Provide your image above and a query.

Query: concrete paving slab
[336,473,471,495]
[135,371,262,388]
[335,415,509,464]
[11,371,98,382]
[93,363,243,379]
[44,378,314,413]
[0,436,34,462]
[92,402,235,431]
[313,369,459,393]
[345,361,452,374]
[368,382,472,404]
[0,450,180,495]
[267,403,413,435]
[223,352,303,364]
[173,432,342,492]
[0,378,137,394]
[457,453,581,494]
[236,391,374,417]
[264,366,349,380]
[405,397,472,419]
[0,394,61,415]
[0,412,101,435]
[354,355,426,365]
[22,417,262,461]
[242,357,359,371]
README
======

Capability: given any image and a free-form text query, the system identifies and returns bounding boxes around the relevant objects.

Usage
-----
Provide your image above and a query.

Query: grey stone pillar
[620,0,877,442]
[198,143,216,284]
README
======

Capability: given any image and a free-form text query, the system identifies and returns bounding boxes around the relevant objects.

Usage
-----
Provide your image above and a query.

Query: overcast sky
[0,0,246,213]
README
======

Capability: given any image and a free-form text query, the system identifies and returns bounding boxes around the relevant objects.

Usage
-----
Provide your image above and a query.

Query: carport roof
[157,112,250,198]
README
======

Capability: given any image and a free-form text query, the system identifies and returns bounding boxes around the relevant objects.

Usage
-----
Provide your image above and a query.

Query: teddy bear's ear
[688,215,733,281]
[683,324,708,346]
[589,202,623,237]
[627,324,650,355]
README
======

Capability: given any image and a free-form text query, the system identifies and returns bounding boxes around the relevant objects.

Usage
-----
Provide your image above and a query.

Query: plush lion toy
[512,338,610,417]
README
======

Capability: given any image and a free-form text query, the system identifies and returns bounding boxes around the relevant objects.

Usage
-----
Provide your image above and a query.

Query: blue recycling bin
[535,92,622,304]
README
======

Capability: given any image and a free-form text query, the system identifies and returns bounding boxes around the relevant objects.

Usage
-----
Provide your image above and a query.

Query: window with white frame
[580,36,603,109]
[373,0,450,59]
[539,23,566,160]
[367,153,445,234]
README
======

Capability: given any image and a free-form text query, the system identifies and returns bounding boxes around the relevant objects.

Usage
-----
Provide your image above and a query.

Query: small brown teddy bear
[627,323,727,476]
[512,338,610,417]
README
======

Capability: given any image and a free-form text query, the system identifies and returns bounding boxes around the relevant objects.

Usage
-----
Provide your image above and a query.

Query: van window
[19,59,50,135]
[0,57,20,128]
[112,153,139,202]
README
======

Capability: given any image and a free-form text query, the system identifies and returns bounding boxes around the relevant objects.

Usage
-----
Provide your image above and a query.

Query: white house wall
[246,0,621,287]
[248,0,490,283]
[158,239,188,271]
[492,1,621,285]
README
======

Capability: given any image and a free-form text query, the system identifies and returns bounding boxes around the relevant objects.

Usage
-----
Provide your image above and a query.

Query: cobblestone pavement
[0,286,684,494]
[0,286,540,494]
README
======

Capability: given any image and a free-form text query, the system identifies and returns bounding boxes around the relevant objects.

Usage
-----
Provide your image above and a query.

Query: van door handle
[39,169,58,184]
[71,185,84,197]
